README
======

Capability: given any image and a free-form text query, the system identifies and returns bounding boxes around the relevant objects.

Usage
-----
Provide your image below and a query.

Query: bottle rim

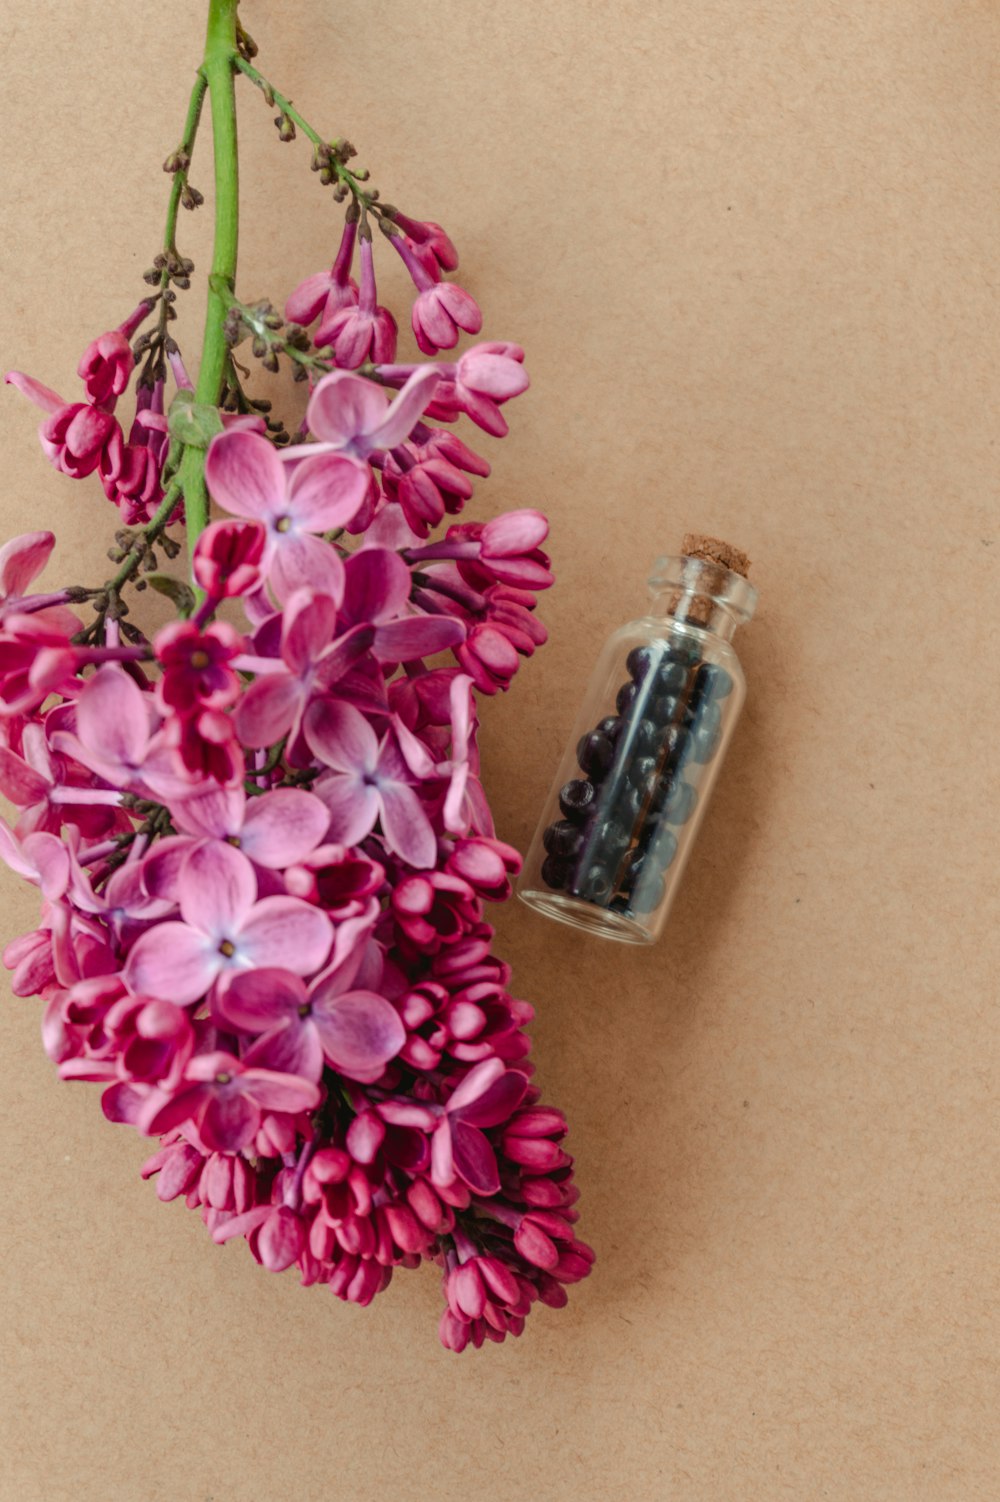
[648,553,758,625]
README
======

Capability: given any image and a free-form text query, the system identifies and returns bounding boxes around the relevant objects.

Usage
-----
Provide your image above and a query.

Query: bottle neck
[646,554,757,643]
[647,587,742,641]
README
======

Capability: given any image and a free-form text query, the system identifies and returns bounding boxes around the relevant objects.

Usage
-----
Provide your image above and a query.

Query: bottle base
[517,888,655,945]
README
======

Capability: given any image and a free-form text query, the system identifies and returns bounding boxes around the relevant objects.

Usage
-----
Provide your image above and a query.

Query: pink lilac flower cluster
[6,301,172,527]
[1,208,591,1349]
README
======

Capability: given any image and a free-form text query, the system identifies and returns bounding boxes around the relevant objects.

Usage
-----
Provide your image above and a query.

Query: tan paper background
[1,3,998,1498]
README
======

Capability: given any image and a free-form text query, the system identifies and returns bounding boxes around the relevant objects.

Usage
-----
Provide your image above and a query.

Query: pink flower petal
[372,615,465,663]
[234,674,302,748]
[377,781,437,869]
[269,532,346,604]
[205,429,286,522]
[454,1067,529,1129]
[212,1204,273,1243]
[365,367,442,452]
[216,966,306,1030]
[282,589,341,674]
[284,270,335,326]
[242,1018,324,1082]
[449,1119,500,1194]
[304,699,378,773]
[257,1206,305,1271]
[237,896,333,975]
[313,772,379,846]
[0,530,55,598]
[306,371,388,448]
[76,665,151,775]
[240,1066,322,1113]
[240,788,329,867]
[4,370,66,413]
[482,509,549,555]
[139,1082,211,1137]
[0,747,50,806]
[179,840,257,936]
[310,988,406,1078]
[124,921,218,1005]
[458,349,529,400]
[171,786,244,840]
[341,546,411,626]
[313,622,376,689]
[200,1089,260,1152]
[287,451,371,531]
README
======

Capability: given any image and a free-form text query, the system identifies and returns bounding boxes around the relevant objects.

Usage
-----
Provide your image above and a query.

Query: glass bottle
[517,536,757,945]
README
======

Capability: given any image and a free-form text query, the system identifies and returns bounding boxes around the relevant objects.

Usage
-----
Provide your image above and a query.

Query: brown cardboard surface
[1,3,998,1498]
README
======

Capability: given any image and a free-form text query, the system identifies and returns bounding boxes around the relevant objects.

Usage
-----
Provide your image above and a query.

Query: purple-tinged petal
[216,966,306,1030]
[257,1206,305,1271]
[281,589,341,674]
[238,896,333,975]
[284,270,335,326]
[242,1018,324,1082]
[212,1204,272,1243]
[377,781,437,869]
[124,922,219,1005]
[269,532,346,605]
[341,547,410,627]
[0,747,50,806]
[449,1119,500,1194]
[372,615,465,663]
[234,674,302,748]
[446,1057,504,1114]
[304,698,378,773]
[171,786,243,840]
[240,788,329,867]
[287,451,371,531]
[76,665,151,775]
[482,509,549,555]
[205,429,286,522]
[178,840,256,936]
[240,1066,322,1113]
[310,988,406,1077]
[4,370,66,413]
[364,366,442,452]
[305,371,387,448]
[0,530,56,598]
[313,622,375,690]
[200,1089,260,1151]
[313,772,379,846]
[453,1067,529,1128]
[139,1081,212,1137]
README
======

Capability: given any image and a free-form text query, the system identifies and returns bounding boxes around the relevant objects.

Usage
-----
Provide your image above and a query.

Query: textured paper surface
[1,3,998,1498]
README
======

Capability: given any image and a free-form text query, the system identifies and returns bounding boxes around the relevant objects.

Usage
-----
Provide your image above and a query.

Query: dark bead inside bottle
[559,779,597,821]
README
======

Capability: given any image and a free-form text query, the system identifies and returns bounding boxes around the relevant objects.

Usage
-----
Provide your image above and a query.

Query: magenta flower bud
[346,1109,386,1164]
[391,238,483,355]
[382,1202,428,1256]
[285,218,359,327]
[391,212,459,273]
[77,330,134,406]
[192,518,267,599]
[315,238,397,369]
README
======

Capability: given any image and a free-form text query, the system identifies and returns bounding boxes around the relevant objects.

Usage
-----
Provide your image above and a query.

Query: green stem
[234,55,324,146]
[164,70,209,259]
[233,55,374,206]
[179,0,241,579]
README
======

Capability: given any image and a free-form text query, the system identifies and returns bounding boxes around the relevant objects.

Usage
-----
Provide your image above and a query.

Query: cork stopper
[681,533,751,578]
[666,534,752,627]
